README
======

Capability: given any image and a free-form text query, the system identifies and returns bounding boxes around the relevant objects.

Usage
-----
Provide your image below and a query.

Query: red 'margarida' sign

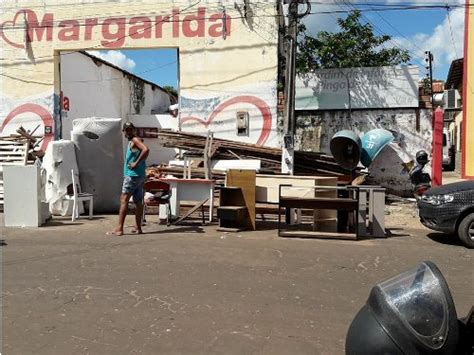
[0,7,231,49]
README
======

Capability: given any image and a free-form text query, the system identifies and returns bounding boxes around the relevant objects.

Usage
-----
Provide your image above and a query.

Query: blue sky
[88,49,178,89]
[303,0,465,79]
[89,0,465,87]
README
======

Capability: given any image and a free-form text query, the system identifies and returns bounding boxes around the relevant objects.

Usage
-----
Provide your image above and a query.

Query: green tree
[163,85,178,98]
[296,10,410,75]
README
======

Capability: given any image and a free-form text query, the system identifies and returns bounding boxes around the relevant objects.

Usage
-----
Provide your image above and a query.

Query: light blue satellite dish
[361,129,394,168]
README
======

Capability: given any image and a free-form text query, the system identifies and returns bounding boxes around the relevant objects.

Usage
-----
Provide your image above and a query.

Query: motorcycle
[409,150,432,199]
[346,261,473,354]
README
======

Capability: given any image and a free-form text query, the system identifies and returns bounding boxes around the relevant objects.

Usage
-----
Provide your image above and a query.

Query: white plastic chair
[65,169,94,221]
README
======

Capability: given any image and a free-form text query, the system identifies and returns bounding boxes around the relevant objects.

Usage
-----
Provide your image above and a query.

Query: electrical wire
[446,5,460,59]
[339,0,427,66]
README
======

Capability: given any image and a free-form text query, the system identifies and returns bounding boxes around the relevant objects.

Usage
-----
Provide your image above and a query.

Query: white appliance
[3,165,50,227]
[72,118,123,213]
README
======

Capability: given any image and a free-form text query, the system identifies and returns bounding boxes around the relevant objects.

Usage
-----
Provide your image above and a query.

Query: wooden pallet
[0,140,29,205]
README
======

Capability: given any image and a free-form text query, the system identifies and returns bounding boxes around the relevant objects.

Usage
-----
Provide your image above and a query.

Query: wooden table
[159,178,215,223]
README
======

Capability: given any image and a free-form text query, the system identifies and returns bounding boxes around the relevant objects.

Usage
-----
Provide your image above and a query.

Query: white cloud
[301,0,465,78]
[391,6,464,78]
[87,50,136,71]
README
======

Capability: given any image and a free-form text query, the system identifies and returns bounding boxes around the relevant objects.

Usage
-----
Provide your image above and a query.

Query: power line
[339,0,427,66]
[367,6,425,53]
[446,5,460,59]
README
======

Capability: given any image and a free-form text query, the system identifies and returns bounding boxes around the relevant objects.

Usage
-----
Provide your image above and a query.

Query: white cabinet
[3,165,50,227]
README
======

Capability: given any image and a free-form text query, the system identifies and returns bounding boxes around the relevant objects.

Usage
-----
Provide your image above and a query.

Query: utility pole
[282,0,310,174]
[425,51,434,110]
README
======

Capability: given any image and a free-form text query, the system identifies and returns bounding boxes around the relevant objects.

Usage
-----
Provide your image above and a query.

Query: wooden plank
[0,157,27,161]
[0,162,28,165]
[0,151,27,156]
[0,140,27,144]
[279,230,357,240]
[217,206,248,211]
[226,169,256,231]
[279,197,358,210]
[171,199,209,226]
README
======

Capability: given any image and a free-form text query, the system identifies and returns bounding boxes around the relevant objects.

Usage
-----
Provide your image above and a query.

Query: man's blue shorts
[122,176,146,203]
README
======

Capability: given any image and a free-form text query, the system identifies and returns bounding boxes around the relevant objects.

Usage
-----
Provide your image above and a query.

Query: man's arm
[130,137,150,168]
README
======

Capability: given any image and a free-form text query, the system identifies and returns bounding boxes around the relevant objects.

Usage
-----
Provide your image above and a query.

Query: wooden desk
[278,185,360,240]
[160,178,215,223]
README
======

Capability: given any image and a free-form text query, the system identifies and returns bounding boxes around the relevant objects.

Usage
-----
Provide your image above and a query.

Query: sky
[88,49,179,89]
[89,0,465,88]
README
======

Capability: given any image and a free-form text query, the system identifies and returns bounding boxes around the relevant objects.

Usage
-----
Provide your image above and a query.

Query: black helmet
[416,150,429,165]
[346,262,459,355]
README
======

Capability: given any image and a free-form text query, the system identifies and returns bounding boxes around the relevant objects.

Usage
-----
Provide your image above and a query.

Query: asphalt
[1,209,473,355]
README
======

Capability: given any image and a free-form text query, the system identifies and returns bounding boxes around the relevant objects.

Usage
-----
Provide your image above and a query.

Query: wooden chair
[182,130,214,179]
[64,169,94,221]
[143,180,172,225]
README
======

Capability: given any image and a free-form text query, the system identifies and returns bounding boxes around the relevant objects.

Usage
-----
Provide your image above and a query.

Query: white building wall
[60,52,171,139]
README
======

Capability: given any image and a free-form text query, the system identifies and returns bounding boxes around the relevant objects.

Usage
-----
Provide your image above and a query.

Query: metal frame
[278,184,360,239]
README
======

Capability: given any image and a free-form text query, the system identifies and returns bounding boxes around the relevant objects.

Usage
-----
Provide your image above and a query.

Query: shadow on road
[427,232,463,247]
[44,216,105,227]
[0,239,7,246]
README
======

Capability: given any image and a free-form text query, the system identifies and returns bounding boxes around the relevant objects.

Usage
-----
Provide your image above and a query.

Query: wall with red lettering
[0,1,279,148]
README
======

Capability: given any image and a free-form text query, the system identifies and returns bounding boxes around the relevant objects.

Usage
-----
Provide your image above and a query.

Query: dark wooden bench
[278,185,360,240]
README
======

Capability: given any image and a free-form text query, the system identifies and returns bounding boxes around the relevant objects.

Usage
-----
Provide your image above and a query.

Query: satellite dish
[361,129,394,168]
[330,130,362,171]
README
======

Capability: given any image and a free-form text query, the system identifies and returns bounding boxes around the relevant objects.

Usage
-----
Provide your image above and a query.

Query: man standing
[107,122,149,236]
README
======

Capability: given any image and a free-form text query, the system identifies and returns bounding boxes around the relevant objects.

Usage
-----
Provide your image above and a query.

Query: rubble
[155,130,355,178]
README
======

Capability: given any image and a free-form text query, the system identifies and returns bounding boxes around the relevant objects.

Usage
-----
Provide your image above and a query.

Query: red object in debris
[431,107,444,187]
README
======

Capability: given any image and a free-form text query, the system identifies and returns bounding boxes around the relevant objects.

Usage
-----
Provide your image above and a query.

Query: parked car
[418,181,474,248]
[443,128,455,171]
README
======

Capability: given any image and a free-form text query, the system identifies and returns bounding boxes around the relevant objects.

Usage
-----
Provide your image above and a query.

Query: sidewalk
[442,170,466,185]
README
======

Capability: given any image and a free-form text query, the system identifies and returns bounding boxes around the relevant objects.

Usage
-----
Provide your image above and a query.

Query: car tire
[458,213,474,249]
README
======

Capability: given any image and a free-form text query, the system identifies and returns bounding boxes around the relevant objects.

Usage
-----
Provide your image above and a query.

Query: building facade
[60,51,172,139]
[463,0,474,179]
[0,1,280,150]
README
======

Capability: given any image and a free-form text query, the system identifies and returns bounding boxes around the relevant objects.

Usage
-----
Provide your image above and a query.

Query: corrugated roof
[446,58,463,89]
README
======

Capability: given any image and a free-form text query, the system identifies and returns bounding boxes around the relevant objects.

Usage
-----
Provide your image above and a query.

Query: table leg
[209,185,214,223]
[169,183,179,220]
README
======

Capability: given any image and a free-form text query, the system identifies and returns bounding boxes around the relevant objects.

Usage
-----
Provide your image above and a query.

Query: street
[1,206,473,355]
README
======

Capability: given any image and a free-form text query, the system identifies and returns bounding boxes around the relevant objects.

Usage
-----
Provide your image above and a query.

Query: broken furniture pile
[1,125,46,163]
[152,130,353,179]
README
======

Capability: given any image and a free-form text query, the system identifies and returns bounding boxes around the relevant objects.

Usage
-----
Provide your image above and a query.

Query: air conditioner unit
[443,89,462,109]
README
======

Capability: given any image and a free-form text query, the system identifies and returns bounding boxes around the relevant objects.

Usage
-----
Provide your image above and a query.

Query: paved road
[1,213,473,355]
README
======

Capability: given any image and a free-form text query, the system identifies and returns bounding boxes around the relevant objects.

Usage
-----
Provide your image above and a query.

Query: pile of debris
[1,125,45,163]
[153,130,353,178]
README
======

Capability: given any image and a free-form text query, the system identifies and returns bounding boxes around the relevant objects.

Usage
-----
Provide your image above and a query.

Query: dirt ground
[1,204,473,355]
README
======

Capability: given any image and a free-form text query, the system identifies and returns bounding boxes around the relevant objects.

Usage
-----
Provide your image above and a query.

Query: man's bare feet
[106,230,124,236]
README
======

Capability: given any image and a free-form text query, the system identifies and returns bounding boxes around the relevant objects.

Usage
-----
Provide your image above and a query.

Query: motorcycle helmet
[416,150,429,165]
[346,261,459,354]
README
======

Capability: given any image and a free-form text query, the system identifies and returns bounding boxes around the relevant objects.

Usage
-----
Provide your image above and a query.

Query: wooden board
[279,230,357,240]
[256,174,337,203]
[171,199,208,226]
[225,169,256,230]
